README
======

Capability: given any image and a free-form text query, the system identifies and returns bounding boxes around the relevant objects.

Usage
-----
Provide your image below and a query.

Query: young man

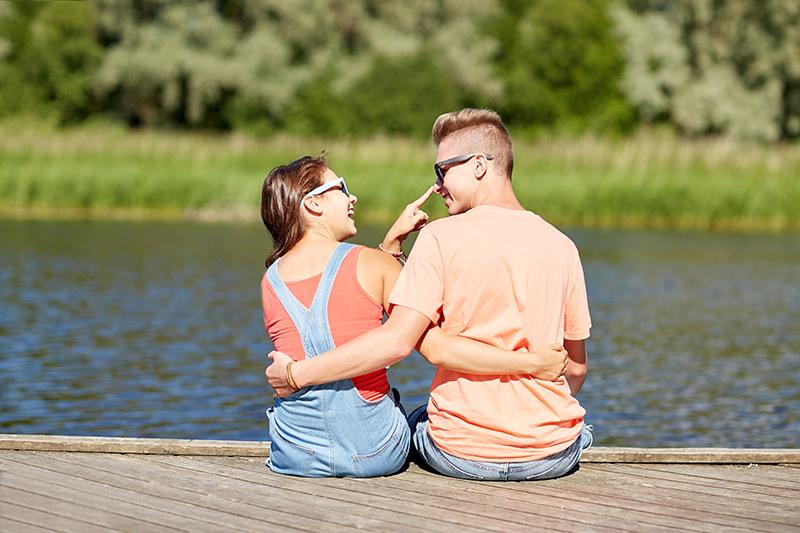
[267,108,592,480]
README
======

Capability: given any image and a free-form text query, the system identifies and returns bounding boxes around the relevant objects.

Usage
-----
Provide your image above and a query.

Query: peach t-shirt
[389,205,591,462]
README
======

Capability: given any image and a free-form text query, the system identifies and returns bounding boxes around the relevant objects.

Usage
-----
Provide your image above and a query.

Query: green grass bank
[1,120,798,231]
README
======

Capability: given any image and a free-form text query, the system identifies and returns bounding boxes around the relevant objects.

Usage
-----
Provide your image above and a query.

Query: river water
[1,219,798,447]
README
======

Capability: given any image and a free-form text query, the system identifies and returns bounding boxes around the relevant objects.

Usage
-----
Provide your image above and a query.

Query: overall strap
[266,260,310,331]
[308,242,355,316]
[265,242,356,356]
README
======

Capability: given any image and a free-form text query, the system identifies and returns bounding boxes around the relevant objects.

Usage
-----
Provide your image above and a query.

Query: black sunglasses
[434,153,494,187]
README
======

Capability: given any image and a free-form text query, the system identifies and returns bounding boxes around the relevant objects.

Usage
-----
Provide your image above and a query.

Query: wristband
[378,243,407,266]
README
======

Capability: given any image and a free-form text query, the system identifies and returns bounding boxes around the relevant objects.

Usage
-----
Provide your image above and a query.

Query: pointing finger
[410,185,435,208]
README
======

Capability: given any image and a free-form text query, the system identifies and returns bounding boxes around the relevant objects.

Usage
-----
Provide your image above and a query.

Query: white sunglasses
[302,177,350,200]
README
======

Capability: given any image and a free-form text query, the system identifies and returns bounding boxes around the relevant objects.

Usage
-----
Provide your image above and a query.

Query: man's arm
[267,305,431,396]
[563,338,588,396]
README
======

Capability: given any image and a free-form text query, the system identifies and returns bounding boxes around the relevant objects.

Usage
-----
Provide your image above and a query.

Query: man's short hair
[432,108,514,179]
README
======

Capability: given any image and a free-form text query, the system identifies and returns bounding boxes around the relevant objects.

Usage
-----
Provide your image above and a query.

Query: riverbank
[2,120,798,231]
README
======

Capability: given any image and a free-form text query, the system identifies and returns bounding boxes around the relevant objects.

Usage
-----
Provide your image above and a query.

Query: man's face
[434,138,476,215]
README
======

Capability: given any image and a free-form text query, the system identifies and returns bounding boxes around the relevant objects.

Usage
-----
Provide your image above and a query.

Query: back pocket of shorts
[269,431,316,477]
[352,425,409,478]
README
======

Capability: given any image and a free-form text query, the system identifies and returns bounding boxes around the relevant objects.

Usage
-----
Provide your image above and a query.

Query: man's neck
[471,177,525,211]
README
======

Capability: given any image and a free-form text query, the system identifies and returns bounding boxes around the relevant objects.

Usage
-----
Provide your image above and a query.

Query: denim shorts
[407,405,593,481]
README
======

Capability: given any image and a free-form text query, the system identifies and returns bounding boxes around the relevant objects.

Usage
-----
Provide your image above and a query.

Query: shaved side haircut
[432,108,514,179]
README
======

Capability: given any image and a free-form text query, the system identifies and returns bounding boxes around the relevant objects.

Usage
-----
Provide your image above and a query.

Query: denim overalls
[265,243,411,477]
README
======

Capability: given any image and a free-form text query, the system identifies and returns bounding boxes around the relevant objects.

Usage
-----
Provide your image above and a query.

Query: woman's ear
[302,196,324,216]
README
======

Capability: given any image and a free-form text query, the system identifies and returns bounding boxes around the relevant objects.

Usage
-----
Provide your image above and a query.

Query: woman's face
[314,168,357,240]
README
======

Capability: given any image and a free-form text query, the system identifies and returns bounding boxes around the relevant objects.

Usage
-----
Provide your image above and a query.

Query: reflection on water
[1,219,799,447]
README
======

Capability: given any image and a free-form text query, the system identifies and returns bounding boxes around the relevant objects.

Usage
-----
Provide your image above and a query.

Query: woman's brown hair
[261,155,327,268]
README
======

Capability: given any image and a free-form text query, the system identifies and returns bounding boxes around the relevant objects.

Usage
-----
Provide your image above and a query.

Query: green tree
[0,1,102,121]
[92,0,500,133]
[342,49,460,136]
[94,1,240,127]
[614,0,800,141]
[489,0,634,134]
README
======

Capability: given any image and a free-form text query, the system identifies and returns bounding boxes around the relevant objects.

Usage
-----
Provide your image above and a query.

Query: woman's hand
[381,186,434,253]
[266,350,296,397]
[529,344,569,381]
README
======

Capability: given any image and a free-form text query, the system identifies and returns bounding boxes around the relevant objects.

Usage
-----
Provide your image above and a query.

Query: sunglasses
[434,153,494,187]
[303,177,350,200]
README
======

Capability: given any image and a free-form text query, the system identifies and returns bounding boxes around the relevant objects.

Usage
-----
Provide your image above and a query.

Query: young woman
[260,155,568,477]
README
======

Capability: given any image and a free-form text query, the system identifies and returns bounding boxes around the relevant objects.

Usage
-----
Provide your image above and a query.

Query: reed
[1,120,798,231]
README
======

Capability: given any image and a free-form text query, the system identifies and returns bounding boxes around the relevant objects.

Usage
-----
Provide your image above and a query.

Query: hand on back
[531,344,569,381]
[266,350,296,398]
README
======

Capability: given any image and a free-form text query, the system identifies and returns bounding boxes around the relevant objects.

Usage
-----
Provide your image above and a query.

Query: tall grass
[1,119,798,231]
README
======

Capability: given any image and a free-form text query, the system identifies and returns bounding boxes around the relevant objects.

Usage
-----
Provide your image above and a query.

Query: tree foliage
[0,0,798,140]
[0,1,102,121]
[489,0,635,134]
[90,0,498,134]
[614,0,800,140]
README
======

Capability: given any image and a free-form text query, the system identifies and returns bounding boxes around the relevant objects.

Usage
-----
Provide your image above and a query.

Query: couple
[261,108,592,480]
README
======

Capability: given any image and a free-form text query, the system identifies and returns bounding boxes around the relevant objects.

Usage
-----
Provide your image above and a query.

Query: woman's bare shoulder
[356,246,401,279]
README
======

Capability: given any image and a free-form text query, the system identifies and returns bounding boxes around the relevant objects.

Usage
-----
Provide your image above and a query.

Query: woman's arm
[380,186,434,257]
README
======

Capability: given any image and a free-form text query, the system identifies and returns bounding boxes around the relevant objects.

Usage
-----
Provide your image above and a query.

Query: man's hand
[529,343,569,381]
[266,350,295,398]
[381,186,434,252]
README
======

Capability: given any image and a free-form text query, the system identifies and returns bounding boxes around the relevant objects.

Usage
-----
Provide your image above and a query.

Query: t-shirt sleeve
[564,250,592,340]
[388,227,445,324]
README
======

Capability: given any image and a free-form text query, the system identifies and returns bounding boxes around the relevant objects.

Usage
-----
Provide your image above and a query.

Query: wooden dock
[1,435,798,532]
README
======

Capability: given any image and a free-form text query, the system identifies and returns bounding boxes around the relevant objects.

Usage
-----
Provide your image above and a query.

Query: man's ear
[474,155,489,180]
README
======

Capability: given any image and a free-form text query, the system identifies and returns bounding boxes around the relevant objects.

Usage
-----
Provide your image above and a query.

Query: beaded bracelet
[378,243,407,266]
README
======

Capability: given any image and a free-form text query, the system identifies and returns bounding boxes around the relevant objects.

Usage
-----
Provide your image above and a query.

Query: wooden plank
[1,485,142,533]
[6,452,289,529]
[631,463,800,491]
[140,455,464,533]
[544,463,800,526]
[196,456,611,532]
[0,434,267,456]
[0,456,282,532]
[52,452,440,533]
[2,435,798,463]
[626,464,800,495]
[0,515,61,533]
[1,452,349,533]
[368,471,698,532]
[369,462,760,533]
[207,454,796,530]
[711,464,800,483]
[151,454,537,533]
[584,464,799,504]
[2,445,798,533]
[582,447,800,464]
[500,468,795,531]
[197,455,669,533]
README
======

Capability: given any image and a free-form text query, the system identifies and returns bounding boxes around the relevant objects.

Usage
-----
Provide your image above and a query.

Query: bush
[492,0,635,134]
[0,1,102,122]
[342,49,460,137]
